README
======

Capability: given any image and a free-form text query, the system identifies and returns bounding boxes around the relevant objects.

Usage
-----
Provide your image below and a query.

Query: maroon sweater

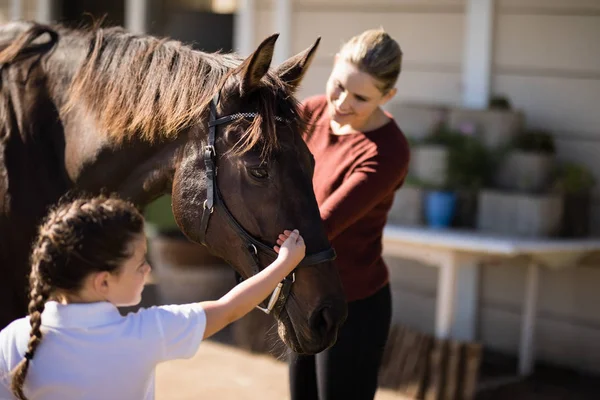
[302,95,410,302]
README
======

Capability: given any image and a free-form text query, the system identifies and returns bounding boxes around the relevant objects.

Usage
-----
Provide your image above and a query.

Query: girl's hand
[274,229,306,268]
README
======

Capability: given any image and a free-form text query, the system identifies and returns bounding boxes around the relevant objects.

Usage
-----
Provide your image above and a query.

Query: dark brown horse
[0,21,347,354]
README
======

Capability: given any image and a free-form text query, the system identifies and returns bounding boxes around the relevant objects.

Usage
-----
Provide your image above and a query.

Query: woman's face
[325,57,395,131]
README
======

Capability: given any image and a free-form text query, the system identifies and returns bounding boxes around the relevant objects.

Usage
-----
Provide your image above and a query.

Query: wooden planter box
[387,103,448,141]
[149,234,236,304]
[477,190,563,237]
[388,184,424,226]
[412,145,448,188]
[495,151,554,193]
[447,108,524,148]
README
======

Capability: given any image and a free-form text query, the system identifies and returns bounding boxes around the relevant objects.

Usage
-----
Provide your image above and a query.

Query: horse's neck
[113,137,187,206]
[65,124,187,207]
[44,30,90,108]
[34,35,183,207]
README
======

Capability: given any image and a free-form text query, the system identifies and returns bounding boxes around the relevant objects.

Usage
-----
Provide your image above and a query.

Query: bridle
[198,92,337,316]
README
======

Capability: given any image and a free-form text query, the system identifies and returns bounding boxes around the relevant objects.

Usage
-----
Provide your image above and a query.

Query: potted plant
[411,127,460,189]
[553,162,596,237]
[495,130,556,193]
[488,95,512,110]
[447,102,524,148]
[416,127,469,229]
[445,128,496,228]
[425,187,457,229]
[415,125,495,229]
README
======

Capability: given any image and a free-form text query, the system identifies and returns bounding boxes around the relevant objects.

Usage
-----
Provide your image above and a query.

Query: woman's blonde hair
[338,28,402,93]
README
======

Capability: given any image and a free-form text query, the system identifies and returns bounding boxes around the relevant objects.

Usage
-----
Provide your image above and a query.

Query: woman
[289,28,410,400]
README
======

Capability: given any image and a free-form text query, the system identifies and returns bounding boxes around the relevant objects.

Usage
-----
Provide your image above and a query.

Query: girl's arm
[200,230,305,339]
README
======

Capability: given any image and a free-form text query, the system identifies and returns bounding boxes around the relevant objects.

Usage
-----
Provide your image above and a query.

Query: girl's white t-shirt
[0,301,206,400]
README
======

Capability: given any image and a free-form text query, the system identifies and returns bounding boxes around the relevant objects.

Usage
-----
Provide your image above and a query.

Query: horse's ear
[237,33,279,95]
[274,37,320,93]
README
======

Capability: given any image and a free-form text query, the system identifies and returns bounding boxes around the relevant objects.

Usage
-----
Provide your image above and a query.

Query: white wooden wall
[253,0,465,106]
[0,0,38,22]
[252,0,600,375]
[482,0,600,375]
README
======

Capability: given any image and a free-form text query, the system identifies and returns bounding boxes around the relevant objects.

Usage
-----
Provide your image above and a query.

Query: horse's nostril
[309,305,336,335]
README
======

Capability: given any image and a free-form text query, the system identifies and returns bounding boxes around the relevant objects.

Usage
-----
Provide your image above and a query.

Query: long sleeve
[320,152,408,241]
[302,94,411,301]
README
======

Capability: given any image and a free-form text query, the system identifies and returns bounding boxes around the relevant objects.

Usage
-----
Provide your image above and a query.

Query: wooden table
[382,225,600,377]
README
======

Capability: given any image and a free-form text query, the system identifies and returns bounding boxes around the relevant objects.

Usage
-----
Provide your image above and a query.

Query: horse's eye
[249,167,269,180]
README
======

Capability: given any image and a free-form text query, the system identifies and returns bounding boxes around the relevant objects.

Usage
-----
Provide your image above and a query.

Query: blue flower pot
[425,191,456,228]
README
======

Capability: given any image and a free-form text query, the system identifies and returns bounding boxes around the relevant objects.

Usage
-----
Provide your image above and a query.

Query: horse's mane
[0,22,57,65]
[63,26,299,156]
[0,22,60,141]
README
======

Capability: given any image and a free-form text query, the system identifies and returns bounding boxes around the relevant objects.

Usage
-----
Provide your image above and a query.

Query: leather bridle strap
[197,91,336,315]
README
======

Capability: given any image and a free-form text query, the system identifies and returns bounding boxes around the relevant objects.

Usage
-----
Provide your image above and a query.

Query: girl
[289,28,410,400]
[0,195,305,400]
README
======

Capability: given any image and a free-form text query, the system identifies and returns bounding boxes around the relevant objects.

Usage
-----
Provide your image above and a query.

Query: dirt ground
[155,340,409,400]
[143,275,600,400]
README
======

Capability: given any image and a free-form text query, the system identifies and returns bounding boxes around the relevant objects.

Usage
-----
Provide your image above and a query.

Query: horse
[0,21,347,355]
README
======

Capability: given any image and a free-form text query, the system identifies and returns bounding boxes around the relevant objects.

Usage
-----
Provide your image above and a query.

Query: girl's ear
[92,271,111,295]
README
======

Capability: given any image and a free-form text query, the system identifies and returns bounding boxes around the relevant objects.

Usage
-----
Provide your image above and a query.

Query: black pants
[289,284,392,400]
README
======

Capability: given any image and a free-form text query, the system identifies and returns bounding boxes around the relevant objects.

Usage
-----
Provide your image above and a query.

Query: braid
[11,253,52,400]
[9,194,144,399]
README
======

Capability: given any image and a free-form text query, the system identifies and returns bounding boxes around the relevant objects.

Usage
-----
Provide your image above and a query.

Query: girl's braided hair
[11,195,144,400]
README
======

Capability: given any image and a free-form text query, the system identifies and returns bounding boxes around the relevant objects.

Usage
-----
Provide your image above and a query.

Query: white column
[36,0,60,24]
[519,261,540,376]
[451,259,480,342]
[10,0,23,21]
[462,0,495,109]
[273,0,292,65]
[125,0,150,34]
[234,0,256,57]
[436,253,459,339]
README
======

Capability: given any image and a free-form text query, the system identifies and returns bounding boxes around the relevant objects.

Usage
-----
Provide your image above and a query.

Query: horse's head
[171,35,347,354]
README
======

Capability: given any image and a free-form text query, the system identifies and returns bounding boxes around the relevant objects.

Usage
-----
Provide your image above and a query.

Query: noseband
[198,92,336,316]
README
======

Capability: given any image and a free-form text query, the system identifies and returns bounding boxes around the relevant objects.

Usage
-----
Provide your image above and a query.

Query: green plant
[447,135,495,192]
[421,126,465,147]
[403,175,441,190]
[489,95,512,110]
[553,162,596,195]
[406,135,421,148]
[144,194,179,233]
[511,130,556,154]
[420,126,495,192]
